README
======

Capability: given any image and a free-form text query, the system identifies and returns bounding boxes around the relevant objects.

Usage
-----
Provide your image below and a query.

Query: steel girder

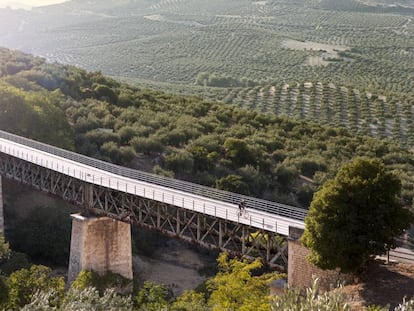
[0,154,288,268]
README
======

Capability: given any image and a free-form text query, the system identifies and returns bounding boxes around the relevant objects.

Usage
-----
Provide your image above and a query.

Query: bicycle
[237,200,249,218]
[238,208,249,219]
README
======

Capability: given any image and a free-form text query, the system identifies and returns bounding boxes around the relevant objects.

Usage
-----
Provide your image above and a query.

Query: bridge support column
[68,213,133,285]
[288,226,350,292]
[0,176,4,235]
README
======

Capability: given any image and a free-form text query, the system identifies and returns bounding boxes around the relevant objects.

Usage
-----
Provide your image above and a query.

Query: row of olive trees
[3,47,414,208]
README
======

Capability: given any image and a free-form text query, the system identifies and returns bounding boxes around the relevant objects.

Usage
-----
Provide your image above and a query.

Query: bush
[71,270,131,295]
[271,279,350,311]
[164,150,194,173]
[215,174,249,194]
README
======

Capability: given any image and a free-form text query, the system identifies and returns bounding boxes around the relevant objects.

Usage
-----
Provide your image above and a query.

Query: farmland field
[0,0,413,141]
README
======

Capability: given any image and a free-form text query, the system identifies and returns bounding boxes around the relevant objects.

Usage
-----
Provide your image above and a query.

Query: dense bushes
[1,48,414,208]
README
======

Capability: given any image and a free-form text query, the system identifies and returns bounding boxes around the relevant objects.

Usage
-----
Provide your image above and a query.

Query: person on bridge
[238,199,247,215]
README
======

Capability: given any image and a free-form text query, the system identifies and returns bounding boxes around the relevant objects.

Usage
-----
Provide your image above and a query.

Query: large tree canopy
[302,157,414,273]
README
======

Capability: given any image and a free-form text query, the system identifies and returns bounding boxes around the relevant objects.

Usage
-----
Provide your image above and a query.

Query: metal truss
[0,153,288,268]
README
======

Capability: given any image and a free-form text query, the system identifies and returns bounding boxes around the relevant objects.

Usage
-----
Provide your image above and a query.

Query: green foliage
[215,174,249,195]
[93,83,118,104]
[164,150,194,173]
[275,165,299,188]
[0,234,10,262]
[2,48,414,207]
[21,287,134,311]
[271,278,350,311]
[153,165,175,178]
[0,83,74,149]
[135,281,173,311]
[223,138,255,167]
[302,158,414,273]
[71,270,132,295]
[131,136,165,155]
[207,253,279,311]
[5,265,64,310]
[170,291,209,311]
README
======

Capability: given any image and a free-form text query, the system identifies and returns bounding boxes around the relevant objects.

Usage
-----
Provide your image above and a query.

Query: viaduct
[0,130,411,290]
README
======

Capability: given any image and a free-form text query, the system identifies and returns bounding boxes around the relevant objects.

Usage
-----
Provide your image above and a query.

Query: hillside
[1,47,414,210]
[0,0,413,96]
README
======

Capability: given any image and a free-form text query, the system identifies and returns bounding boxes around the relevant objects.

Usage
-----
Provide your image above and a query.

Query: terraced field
[0,0,412,94]
[215,82,414,145]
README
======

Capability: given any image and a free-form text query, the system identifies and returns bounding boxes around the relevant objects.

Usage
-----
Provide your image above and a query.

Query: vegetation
[1,254,413,310]
[302,158,414,273]
[2,47,414,208]
[0,234,9,261]
[0,253,280,310]
[207,253,277,311]
[2,265,65,310]
[2,0,413,95]
[271,279,350,311]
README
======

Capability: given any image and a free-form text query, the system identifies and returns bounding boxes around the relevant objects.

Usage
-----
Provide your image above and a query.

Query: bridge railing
[0,130,308,221]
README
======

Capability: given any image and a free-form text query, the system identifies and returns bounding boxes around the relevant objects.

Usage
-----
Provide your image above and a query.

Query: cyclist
[238,199,247,215]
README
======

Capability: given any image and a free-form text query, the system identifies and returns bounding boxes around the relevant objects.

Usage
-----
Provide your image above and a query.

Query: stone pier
[0,176,4,235]
[68,213,133,285]
[288,226,351,292]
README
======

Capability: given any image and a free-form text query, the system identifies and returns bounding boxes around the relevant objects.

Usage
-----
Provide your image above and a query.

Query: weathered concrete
[68,213,133,285]
[0,176,3,235]
[288,226,351,292]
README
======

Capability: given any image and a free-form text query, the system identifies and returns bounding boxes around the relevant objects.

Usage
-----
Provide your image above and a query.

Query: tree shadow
[359,260,414,309]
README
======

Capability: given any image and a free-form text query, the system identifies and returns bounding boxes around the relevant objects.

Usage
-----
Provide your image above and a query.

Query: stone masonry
[68,213,133,285]
[288,226,351,292]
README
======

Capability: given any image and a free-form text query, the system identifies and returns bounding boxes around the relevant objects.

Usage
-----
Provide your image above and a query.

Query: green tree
[215,174,249,195]
[70,270,132,296]
[171,290,209,311]
[302,157,414,273]
[207,253,279,311]
[223,138,255,167]
[135,281,173,311]
[6,265,65,310]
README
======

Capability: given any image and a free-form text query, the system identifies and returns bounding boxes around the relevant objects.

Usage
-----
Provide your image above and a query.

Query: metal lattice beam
[0,153,288,268]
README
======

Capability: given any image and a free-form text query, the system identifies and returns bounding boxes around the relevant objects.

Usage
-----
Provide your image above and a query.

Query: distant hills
[0,0,413,100]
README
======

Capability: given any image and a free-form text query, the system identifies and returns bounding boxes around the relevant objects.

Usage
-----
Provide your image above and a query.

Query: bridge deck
[0,131,305,236]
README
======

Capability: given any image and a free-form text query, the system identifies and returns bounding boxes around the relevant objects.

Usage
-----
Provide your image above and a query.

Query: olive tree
[302,157,414,273]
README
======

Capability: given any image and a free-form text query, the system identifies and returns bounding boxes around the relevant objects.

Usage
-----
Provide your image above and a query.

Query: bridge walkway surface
[0,130,306,236]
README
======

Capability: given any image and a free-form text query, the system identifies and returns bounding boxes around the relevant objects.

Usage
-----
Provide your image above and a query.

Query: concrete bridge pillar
[67,213,133,285]
[0,176,4,235]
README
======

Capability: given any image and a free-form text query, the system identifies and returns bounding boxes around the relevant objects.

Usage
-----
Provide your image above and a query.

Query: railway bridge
[1,130,413,289]
[0,130,308,282]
